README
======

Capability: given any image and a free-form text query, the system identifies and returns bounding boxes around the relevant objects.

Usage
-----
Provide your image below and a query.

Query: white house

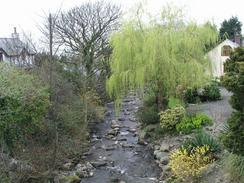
[0,28,35,67]
[208,39,239,78]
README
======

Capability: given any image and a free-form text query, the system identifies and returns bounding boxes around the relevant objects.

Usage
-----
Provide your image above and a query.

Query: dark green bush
[137,91,160,125]
[183,131,220,153]
[183,82,221,104]
[183,87,199,104]
[200,82,221,102]
[221,112,244,155]
[176,113,212,134]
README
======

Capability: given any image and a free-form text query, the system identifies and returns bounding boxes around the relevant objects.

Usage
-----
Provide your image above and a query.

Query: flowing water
[80,95,161,183]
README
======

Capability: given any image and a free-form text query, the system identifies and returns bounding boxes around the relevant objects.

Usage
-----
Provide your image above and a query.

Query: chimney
[11,27,19,39]
[234,34,241,46]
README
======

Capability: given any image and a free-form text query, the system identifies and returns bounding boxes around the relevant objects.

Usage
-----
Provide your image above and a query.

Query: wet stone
[118,138,127,141]
[105,111,112,117]
[160,144,170,152]
[160,156,169,165]
[107,129,119,136]
[120,131,129,136]
[128,128,137,133]
[129,117,136,122]
[124,111,131,115]
[122,143,135,148]
[118,117,126,121]
[105,146,116,151]
[90,161,107,168]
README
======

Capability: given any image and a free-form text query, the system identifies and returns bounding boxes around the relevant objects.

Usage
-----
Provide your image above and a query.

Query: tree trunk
[156,81,168,111]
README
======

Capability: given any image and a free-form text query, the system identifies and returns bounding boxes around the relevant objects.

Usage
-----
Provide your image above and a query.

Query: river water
[80,95,161,183]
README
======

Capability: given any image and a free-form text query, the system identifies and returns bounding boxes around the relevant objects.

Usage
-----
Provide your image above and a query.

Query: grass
[223,153,244,183]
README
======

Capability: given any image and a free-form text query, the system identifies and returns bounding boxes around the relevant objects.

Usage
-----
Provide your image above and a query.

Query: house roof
[208,39,239,54]
[0,38,35,56]
[220,39,240,47]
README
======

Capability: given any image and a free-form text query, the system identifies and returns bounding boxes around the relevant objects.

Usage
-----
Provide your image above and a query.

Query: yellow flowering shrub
[169,145,214,181]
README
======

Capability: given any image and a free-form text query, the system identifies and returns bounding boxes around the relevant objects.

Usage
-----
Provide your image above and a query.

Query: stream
[80,94,161,183]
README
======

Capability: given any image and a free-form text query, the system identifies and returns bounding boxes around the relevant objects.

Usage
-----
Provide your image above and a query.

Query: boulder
[154,150,167,160]
[118,117,126,122]
[160,156,169,165]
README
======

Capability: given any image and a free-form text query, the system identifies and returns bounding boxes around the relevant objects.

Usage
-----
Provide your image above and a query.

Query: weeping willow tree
[107,6,218,111]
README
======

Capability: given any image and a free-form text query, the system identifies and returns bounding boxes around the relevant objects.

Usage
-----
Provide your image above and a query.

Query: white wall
[2,53,34,67]
[208,39,239,78]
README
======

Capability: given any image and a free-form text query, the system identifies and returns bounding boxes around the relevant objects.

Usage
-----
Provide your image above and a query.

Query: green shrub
[221,112,244,155]
[183,87,200,104]
[200,82,221,101]
[159,106,185,131]
[183,131,220,153]
[0,63,50,149]
[137,92,160,125]
[176,113,212,134]
[223,153,244,183]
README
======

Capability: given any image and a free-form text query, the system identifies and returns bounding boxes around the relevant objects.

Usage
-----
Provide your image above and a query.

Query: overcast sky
[1,0,244,41]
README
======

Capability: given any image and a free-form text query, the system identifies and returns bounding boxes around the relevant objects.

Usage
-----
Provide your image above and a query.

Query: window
[221,45,232,56]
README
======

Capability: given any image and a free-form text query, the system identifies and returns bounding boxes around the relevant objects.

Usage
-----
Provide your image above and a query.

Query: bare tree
[56,0,121,75]
[38,12,61,176]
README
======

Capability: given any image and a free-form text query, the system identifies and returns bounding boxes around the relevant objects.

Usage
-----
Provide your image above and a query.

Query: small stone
[160,144,170,152]
[122,143,135,148]
[154,150,167,160]
[160,156,169,165]
[137,139,147,145]
[105,146,116,151]
[105,111,112,117]
[107,129,119,136]
[128,128,137,133]
[111,120,120,129]
[124,111,130,115]
[118,138,127,141]
[154,145,160,150]
[129,117,136,122]
[120,131,129,136]
[63,162,72,170]
[90,161,107,168]
[119,181,126,183]
[163,165,171,172]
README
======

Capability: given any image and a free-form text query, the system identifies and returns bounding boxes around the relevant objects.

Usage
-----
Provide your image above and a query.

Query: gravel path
[187,88,233,136]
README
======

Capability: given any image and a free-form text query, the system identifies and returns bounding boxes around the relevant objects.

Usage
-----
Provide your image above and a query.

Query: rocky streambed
[79,94,161,183]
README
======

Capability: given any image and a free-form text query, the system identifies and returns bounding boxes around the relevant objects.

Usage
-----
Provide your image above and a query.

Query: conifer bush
[221,47,244,155]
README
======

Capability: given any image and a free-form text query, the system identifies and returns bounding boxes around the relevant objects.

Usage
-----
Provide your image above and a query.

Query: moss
[60,175,81,183]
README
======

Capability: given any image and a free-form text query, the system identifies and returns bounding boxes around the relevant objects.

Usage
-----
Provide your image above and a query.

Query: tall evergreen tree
[219,16,242,40]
